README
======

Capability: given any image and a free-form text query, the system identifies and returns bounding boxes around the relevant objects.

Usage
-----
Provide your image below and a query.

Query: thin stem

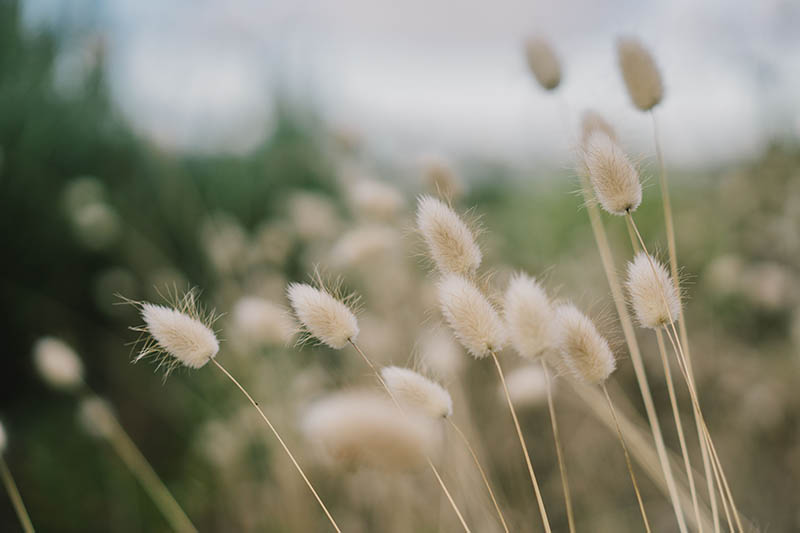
[543,361,576,533]
[579,174,688,533]
[655,330,702,532]
[0,457,34,533]
[602,384,651,533]
[348,340,472,533]
[105,414,197,532]
[490,350,551,533]
[447,419,510,533]
[210,359,342,533]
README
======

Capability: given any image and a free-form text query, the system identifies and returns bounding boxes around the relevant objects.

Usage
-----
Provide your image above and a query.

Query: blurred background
[1,0,799,531]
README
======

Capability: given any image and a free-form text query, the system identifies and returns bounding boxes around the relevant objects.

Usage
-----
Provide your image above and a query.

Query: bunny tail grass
[0,457,34,533]
[602,384,652,533]
[348,340,472,533]
[210,359,342,533]
[491,351,552,533]
[543,361,576,533]
[579,173,688,533]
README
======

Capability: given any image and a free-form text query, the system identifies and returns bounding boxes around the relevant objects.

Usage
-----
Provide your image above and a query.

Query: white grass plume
[231,296,295,346]
[555,304,616,385]
[381,366,453,418]
[584,132,642,215]
[33,337,84,390]
[287,282,359,349]
[78,396,116,439]
[525,37,561,91]
[438,274,507,358]
[302,391,439,472]
[626,252,681,329]
[617,37,664,112]
[504,273,557,360]
[503,365,549,409]
[416,195,481,276]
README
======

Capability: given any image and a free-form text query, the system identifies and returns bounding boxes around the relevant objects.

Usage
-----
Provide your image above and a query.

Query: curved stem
[543,361,575,533]
[348,340,472,533]
[211,359,342,533]
[0,457,34,533]
[490,351,551,533]
[602,384,651,533]
[447,419,509,533]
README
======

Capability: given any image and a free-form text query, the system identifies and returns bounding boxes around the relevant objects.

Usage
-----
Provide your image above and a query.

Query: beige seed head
[33,337,84,390]
[416,195,481,276]
[524,38,561,91]
[555,304,615,385]
[617,37,663,111]
[438,274,507,358]
[287,283,359,349]
[580,110,617,149]
[301,391,439,472]
[381,366,453,418]
[349,179,405,220]
[231,296,295,346]
[626,252,681,328]
[504,273,557,360]
[502,365,549,409]
[139,301,220,369]
[584,132,642,215]
[421,155,465,200]
[418,326,464,380]
[78,396,116,439]
[329,225,398,269]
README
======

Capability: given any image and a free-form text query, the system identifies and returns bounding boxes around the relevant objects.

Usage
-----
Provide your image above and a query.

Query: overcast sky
[23,0,800,170]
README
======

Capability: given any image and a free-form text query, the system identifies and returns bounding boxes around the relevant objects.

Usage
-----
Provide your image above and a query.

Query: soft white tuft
[503,365,549,409]
[287,283,359,349]
[504,273,557,360]
[584,132,642,215]
[231,296,295,346]
[555,304,616,385]
[438,274,507,359]
[0,421,6,454]
[524,37,561,91]
[617,37,664,111]
[139,302,220,369]
[301,391,439,472]
[626,252,681,329]
[381,366,453,418]
[78,396,116,439]
[33,337,84,390]
[416,195,481,276]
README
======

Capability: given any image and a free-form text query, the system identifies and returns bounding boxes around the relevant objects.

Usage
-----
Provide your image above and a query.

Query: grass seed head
[555,303,616,385]
[78,396,116,439]
[287,282,359,349]
[381,366,453,418]
[580,110,617,149]
[617,37,664,111]
[416,195,482,276]
[584,132,642,215]
[503,365,549,408]
[525,37,562,91]
[504,273,557,360]
[438,274,507,358]
[626,252,681,328]
[33,337,85,390]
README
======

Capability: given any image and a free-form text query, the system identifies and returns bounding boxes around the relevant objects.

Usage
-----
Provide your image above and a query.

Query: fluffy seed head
[555,304,615,385]
[617,37,663,111]
[504,273,557,360]
[78,396,116,439]
[231,296,295,346]
[503,365,549,409]
[381,366,453,418]
[580,110,617,149]
[416,195,481,276]
[584,132,642,215]
[131,290,220,372]
[438,274,507,358]
[329,226,398,269]
[33,337,84,390]
[418,327,464,380]
[626,252,681,328]
[302,391,439,472]
[0,421,6,454]
[524,38,561,91]
[287,283,359,349]
[349,179,405,220]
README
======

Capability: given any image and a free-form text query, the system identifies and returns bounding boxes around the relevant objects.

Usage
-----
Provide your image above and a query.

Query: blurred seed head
[289,192,341,241]
[504,273,557,360]
[418,326,464,381]
[0,421,6,454]
[626,252,681,328]
[416,195,481,276]
[349,179,406,221]
[329,225,399,270]
[381,366,453,418]
[502,365,549,409]
[78,396,116,439]
[231,296,295,347]
[70,202,121,250]
[421,155,465,200]
[438,274,507,359]
[287,282,359,349]
[201,214,248,276]
[617,37,663,111]
[33,337,85,390]
[555,304,615,385]
[580,110,617,149]
[583,132,642,215]
[524,37,561,91]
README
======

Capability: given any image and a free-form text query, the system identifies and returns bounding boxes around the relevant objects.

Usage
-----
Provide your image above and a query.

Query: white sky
[23,0,800,170]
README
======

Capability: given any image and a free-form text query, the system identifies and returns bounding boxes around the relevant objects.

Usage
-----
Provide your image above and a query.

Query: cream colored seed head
[287,283,359,349]
[231,296,295,346]
[555,304,615,385]
[33,337,84,390]
[78,396,116,439]
[584,132,642,215]
[381,366,453,418]
[438,274,507,359]
[139,303,219,369]
[617,37,664,111]
[504,273,557,360]
[524,38,561,91]
[626,252,681,328]
[503,365,549,409]
[580,110,617,150]
[416,195,481,276]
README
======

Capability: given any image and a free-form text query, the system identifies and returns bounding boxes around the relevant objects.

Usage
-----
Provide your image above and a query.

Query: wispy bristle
[504,273,557,360]
[287,282,359,349]
[617,37,664,111]
[555,304,616,385]
[626,252,681,329]
[524,37,561,91]
[381,366,453,418]
[438,274,507,358]
[416,195,481,276]
[33,337,85,390]
[583,132,642,215]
